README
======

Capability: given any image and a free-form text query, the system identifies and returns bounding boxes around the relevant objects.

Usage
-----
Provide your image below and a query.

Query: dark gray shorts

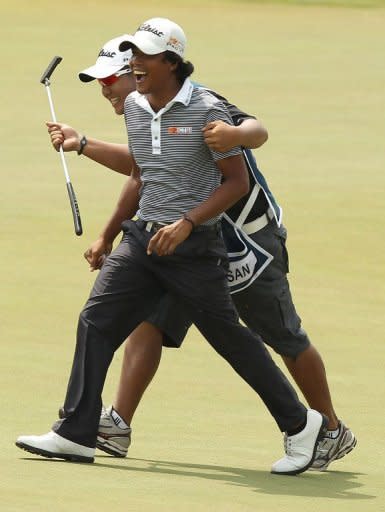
[146,294,191,348]
[146,219,310,358]
[231,221,310,358]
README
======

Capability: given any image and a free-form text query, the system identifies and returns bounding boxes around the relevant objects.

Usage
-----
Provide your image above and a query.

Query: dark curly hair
[164,51,194,84]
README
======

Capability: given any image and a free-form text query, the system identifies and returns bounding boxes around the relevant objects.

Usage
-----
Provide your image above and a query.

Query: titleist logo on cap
[98,49,116,58]
[138,23,164,37]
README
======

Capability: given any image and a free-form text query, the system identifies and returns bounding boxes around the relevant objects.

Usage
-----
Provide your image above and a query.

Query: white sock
[111,407,130,430]
[326,426,340,439]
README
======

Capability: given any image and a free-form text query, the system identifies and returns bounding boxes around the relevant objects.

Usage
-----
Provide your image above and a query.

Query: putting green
[1,1,384,510]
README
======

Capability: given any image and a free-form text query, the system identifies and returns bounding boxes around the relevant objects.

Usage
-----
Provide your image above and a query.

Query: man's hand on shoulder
[202,120,237,152]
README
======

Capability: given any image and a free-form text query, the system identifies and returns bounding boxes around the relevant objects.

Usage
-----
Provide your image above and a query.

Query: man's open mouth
[134,70,147,83]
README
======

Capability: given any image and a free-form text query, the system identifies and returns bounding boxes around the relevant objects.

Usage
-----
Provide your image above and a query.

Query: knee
[264,327,311,359]
[124,322,163,353]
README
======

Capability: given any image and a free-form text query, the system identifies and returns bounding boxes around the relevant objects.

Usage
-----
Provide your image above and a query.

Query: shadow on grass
[21,455,374,500]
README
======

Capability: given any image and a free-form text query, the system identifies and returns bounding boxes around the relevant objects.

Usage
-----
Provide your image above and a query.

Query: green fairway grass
[234,0,385,7]
[1,1,384,510]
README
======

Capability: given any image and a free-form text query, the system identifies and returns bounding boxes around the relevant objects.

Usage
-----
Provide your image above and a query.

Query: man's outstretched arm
[203,118,268,152]
[47,122,133,175]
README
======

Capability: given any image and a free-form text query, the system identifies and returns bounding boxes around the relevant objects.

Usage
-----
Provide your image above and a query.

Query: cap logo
[99,49,116,58]
[138,23,164,38]
[168,37,184,54]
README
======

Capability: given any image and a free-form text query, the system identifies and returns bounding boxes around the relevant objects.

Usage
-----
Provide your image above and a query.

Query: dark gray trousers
[54,220,306,447]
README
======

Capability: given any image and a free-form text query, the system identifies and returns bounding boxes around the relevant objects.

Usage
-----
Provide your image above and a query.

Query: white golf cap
[119,18,186,58]
[79,35,132,82]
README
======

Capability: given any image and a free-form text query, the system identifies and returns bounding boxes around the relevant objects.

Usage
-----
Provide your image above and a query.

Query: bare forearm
[82,139,133,175]
[233,118,268,149]
[186,155,249,226]
[99,175,141,243]
[187,182,247,226]
[203,118,268,152]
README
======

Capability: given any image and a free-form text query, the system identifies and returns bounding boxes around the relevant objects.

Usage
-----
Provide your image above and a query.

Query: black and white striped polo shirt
[124,79,242,225]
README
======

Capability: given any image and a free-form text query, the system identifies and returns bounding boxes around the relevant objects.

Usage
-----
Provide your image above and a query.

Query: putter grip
[66,182,83,236]
[40,56,63,83]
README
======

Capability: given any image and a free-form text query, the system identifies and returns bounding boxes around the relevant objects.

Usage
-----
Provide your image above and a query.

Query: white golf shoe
[271,409,327,475]
[16,431,94,463]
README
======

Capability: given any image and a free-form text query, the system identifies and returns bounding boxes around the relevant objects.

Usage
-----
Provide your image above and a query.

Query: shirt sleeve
[204,88,256,126]
[206,101,243,161]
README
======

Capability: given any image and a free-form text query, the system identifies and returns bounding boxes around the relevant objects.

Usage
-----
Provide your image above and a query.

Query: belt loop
[145,222,154,233]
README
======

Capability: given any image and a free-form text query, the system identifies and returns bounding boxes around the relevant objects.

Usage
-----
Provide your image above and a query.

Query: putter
[40,56,83,236]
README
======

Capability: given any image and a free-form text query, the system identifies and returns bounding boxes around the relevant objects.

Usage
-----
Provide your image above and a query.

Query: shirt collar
[132,78,194,117]
[168,78,194,107]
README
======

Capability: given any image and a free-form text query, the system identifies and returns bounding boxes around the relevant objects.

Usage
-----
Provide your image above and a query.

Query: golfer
[17,18,326,475]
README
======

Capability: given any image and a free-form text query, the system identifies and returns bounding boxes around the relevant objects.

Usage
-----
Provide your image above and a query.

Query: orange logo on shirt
[167,126,192,135]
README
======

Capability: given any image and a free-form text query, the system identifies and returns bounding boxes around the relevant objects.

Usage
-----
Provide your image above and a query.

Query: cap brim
[119,33,165,55]
[119,40,133,52]
[78,63,127,82]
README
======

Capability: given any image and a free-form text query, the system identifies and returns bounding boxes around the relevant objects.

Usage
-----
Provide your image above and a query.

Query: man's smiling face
[98,71,136,115]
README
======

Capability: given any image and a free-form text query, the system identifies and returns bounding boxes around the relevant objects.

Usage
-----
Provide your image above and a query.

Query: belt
[136,219,219,233]
[242,208,275,235]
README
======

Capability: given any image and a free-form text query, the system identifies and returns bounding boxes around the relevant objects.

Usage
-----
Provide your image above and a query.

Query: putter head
[40,56,63,84]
